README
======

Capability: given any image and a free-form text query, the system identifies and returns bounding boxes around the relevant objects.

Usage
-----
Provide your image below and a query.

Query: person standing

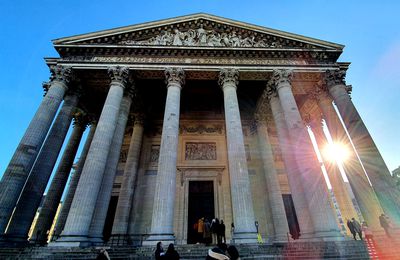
[198,217,205,243]
[203,218,212,245]
[219,220,226,244]
[379,213,391,238]
[164,243,180,260]
[211,218,219,244]
[352,218,363,240]
[155,241,164,260]
[346,219,357,240]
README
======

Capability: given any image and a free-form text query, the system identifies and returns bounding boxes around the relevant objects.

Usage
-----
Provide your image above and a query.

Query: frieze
[185,142,217,160]
[180,124,224,135]
[90,56,308,66]
[119,26,286,48]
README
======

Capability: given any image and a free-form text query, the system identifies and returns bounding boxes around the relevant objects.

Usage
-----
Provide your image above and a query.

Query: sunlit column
[270,69,341,240]
[144,68,184,245]
[0,65,72,233]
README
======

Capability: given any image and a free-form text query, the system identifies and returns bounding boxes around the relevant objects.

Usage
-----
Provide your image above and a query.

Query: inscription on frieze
[185,142,217,160]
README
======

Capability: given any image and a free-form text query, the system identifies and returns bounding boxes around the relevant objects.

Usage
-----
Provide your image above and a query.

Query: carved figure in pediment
[208,31,222,46]
[183,29,196,45]
[197,25,207,46]
[173,29,184,46]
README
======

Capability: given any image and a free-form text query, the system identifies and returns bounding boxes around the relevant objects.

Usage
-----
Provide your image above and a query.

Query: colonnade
[0,65,397,247]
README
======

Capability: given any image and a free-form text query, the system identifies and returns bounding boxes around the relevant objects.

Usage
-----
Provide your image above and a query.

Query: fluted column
[307,115,359,235]
[266,87,315,238]
[0,65,72,233]
[316,79,385,231]
[30,113,88,244]
[144,68,184,245]
[53,122,97,239]
[89,86,134,243]
[4,88,80,242]
[53,66,129,247]
[254,114,290,242]
[111,115,144,240]
[219,68,257,243]
[270,69,341,240]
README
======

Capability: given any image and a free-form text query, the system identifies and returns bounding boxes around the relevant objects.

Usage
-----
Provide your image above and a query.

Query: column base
[231,231,258,244]
[49,235,91,247]
[142,233,175,246]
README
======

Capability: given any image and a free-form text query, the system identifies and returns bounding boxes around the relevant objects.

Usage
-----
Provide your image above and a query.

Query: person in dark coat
[379,213,391,238]
[155,241,164,260]
[346,219,357,240]
[352,218,362,240]
[219,220,226,244]
[211,218,220,244]
[164,243,180,260]
[227,245,240,260]
[206,244,229,260]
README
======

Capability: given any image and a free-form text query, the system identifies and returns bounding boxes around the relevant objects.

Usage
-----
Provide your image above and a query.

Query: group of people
[155,242,240,260]
[194,217,226,245]
[346,213,393,241]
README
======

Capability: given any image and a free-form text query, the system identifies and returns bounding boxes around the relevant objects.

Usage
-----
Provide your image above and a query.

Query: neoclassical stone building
[0,13,398,247]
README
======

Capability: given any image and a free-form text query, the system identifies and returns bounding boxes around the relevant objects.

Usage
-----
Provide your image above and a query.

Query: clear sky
[0,0,399,178]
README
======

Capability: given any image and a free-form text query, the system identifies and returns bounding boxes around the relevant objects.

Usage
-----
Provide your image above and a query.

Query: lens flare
[323,143,349,163]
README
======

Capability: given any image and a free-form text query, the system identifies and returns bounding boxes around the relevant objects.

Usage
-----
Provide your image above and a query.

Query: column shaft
[111,117,144,239]
[255,117,290,242]
[88,94,133,243]
[0,65,71,233]
[30,118,86,244]
[219,69,257,243]
[5,92,79,241]
[272,69,341,239]
[144,68,184,245]
[268,94,314,237]
[54,66,128,247]
[53,123,97,239]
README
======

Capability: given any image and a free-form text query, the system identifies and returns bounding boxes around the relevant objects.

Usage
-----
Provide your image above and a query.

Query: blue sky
[0,0,399,177]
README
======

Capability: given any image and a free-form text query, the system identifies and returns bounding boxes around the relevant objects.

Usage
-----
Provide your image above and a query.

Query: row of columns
[0,64,396,246]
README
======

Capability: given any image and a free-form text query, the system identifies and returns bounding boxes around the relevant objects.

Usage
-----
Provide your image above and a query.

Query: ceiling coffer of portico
[53,13,344,52]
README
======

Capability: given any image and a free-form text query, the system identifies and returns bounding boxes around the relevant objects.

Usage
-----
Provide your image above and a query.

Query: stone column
[53,121,97,239]
[89,86,134,244]
[111,115,144,241]
[0,65,72,233]
[53,66,129,247]
[218,68,257,243]
[266,86,315,238]
[270,69,341,240]
[4,89,80,242]
[144,68,184,245]
[306,114,359,235]
[314,81,384,231]
[254,113,290,242]
[30,113,87,244]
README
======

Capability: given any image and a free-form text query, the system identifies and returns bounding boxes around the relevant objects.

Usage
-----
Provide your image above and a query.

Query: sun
[322,142,350,163]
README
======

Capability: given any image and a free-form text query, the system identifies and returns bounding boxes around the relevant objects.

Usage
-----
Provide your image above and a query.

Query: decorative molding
[185,142,217,161]
[180,124,224,135]
[165,67,185,87]
[107,66,129,86]
[49,65,73,85]
[218,68,239,88]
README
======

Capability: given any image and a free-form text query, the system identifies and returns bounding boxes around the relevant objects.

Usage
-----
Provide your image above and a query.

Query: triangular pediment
[53,13,343,51]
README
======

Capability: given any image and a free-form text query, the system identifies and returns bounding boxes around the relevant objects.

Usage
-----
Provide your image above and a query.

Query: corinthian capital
[218,68,239,89]
[165,67,185,87]
[269,69,293,87]
[324,69,346,88]
[49,65,73,86]
[108,66,129,86]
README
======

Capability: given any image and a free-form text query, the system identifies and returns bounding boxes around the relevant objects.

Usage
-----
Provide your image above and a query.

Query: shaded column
[270,69,341,240]
[0,65,72,233]
[53,121,97,239]
[111,115,144,241]
[315,80,384,231]
[89,86,134,243]
[30,113,88,244]
[4,88,80,242]
[144,68,184,245]
[219,68,257,243]
[54,66,129,247]
[266,87,315,238]
[254,113,290,242]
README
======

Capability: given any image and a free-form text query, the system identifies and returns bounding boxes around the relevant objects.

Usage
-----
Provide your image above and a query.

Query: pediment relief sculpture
[119,26,290,48]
